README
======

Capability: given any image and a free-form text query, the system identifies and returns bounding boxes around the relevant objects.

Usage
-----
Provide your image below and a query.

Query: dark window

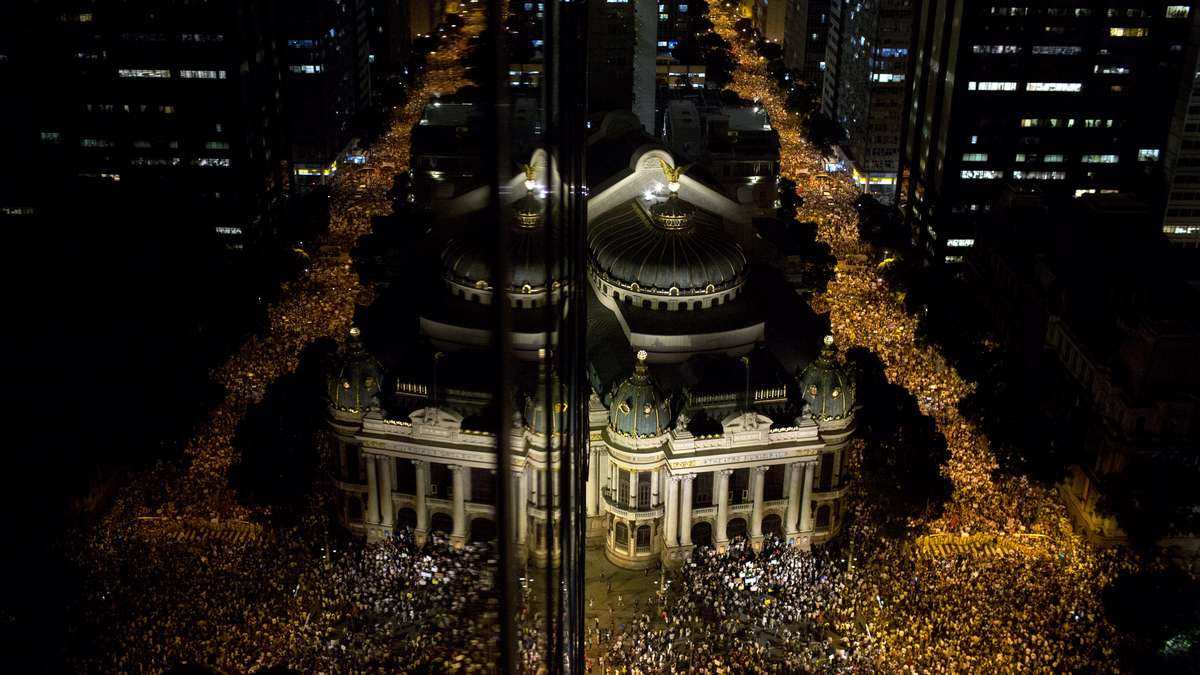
[618,469,630,504]
[636,525,651,549]
[471,467,495,504]
[764,464,785,500]
[615,521,628,546]
[693,471,713,507]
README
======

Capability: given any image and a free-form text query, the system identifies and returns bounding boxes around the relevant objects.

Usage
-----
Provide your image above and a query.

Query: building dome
[608,351,672,437]
[798,336,855,421]
[588,195,747,296]
[524,349,567,436]
[441,193,562,293]
[329,327,383,413]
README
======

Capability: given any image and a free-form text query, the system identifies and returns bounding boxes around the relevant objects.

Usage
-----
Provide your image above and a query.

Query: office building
[285,0,373,189]
[1,0,290,250]
[1164,68,1200,247]
[898,1,1198,264]
[822,0,912,202]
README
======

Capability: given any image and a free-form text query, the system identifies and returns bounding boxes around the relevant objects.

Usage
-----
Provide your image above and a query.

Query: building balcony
[601,488,664,521]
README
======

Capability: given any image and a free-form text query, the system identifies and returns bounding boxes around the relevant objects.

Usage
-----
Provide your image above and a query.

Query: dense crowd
[65,3,1146,672]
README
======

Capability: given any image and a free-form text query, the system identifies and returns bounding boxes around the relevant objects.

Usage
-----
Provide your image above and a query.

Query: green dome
[798,336,855,422]
[608,351,672,438]
[329,327,383,413]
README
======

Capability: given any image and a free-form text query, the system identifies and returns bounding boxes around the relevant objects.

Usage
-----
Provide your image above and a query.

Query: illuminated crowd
[66,3,1145,672]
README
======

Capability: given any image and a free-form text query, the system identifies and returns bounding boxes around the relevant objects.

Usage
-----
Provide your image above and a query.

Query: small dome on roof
[329,326,383,413]
[798,335,855,422]
[608,351,672,438]
[524,349,567,436]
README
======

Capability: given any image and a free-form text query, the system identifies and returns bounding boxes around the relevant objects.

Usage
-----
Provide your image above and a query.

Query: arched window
[636,525,651,550]
[615,521,628,546]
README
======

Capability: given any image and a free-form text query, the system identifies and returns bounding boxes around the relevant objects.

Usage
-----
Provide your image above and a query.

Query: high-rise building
[284,0,373,190]
[1,0,290,250]
[898,1,1198,264]
[822,0,913,203]
[1164,67,1200,247]
[587,0,660,133]
[759,0,830,82]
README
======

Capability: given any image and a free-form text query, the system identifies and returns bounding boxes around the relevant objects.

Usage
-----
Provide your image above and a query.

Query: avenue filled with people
[63,2,1152,673]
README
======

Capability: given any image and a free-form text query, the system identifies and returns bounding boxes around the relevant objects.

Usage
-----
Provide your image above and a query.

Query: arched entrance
[761,514,782,537]
[397,507,417,530]
[430,512,453,534]
[691,521,713,548]
[727,517,747,540]
[470,517,497,543]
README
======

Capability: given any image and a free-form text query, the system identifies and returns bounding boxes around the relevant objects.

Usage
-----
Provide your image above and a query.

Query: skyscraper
[898,1,1198,264]
[822,0,913,203]
[284,0,373,190]
[1,0,290,250]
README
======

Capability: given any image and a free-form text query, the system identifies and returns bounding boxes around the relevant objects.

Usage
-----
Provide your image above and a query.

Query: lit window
[1044,154,1065,163]
[215,226,243,235]
[947,238,975,247]
[944,255,964,263]
[1015,153,1027,162]
[972,45,1020,54]
[1139,148,1161,161]
[990,7,1028,16]
[193,157,231,167]
[118,69,170,78]
[40,131,61,143]
[1026,82,1082,92]
[660,13,668,20]
[962,153,988,162]
[79,138,115,148]
[1094,65,1130,75]
[961,170,1004,179]
[1020,118,1041,127]
[679,4,688,11]
[1031,45,1082,55]
[287,39,319,48]
[1166,6,1191,18]
[1081,154,1119,163]
[967,81,1018,91]
[205,141,230,150]
[970,135,978,144]
[1012,170,1066,180]
[180,69,226,79]
[289,64,323,74]
[607,0,628,3]
[180,34,225,43]
[1109,27,1149,37]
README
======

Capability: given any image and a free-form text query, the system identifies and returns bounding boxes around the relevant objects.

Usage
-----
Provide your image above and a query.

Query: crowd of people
[64,3,1148,672]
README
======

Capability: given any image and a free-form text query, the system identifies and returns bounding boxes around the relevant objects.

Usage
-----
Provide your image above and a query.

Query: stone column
[750,465,768,538]
[679,475,694,546]
[664,475,678,547]
[628,521,636,557]
[786,462,802,535]
[379,456,394,529]
[414,460,428,535]
[629,469,638,509]
[517,468,529,544]
[365,454,381,525]
[451,465,467,540]
[715,469,732,544]
[462,467,473,505]
[799,462,815,532]
[651,468,661,506]
[531,467,540,506]
[586,449,600,516]
[831,450,842,489]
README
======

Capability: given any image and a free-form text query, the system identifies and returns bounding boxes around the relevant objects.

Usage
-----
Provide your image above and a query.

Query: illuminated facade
[326,121,855,568]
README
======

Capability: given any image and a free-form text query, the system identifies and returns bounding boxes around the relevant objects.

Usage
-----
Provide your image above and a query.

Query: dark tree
[845,348,953,535]
[805,111,846,155]
[1098,456,1200,549]
[1104,567,1200,672]
[229,339,337,523]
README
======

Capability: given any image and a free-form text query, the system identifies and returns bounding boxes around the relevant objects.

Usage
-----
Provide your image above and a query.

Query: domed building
[326,127,857,567]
